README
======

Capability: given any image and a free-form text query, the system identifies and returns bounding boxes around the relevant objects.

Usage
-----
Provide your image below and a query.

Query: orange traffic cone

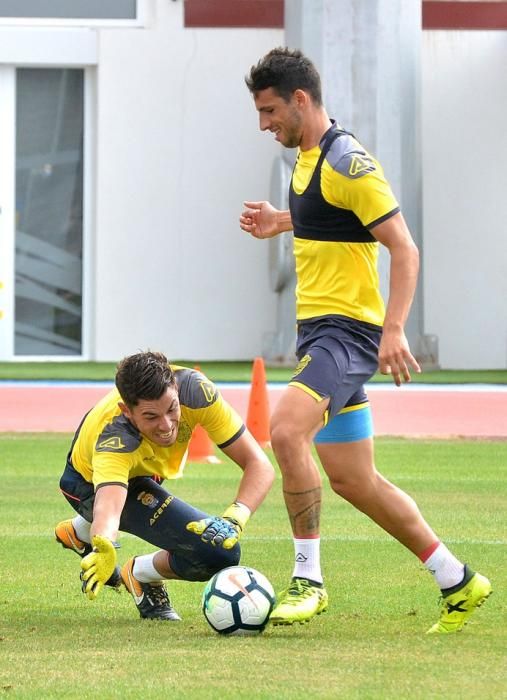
[188,423,221,463]
[246,357,271,448]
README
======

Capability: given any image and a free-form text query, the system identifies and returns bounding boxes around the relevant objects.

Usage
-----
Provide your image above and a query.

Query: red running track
[0,383,506,439]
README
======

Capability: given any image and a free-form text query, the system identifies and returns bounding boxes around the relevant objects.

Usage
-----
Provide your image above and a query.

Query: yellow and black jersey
[69,366,244,489]
[289,122,399,326]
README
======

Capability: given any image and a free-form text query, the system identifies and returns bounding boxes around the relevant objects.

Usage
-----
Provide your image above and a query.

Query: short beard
[282,133,301,148]
[282,105,304,148]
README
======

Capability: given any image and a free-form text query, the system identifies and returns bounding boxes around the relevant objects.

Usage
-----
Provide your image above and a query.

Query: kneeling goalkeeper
[55,350,274,621]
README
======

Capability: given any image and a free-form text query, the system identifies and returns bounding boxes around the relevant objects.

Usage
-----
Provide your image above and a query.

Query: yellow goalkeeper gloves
[80,535,118,600]
[186,502,251,550]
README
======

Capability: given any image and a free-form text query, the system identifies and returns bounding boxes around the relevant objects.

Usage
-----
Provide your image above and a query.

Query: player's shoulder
[325,130,378,180]
[95,414,141,453]
[173,366,219,409]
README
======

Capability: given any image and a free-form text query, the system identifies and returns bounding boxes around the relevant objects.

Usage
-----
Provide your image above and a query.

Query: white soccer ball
[202,565,275,635]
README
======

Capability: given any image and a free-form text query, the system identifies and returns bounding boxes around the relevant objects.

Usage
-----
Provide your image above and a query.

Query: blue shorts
[290,315,380,443]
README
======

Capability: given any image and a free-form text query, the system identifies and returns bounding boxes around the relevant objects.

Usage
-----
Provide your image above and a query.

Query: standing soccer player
[239,47,491,633]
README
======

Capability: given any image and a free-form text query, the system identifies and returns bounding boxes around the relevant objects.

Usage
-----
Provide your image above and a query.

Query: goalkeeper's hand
[80,535,118,600]
[186,516,240,550]
[186,502,251,550]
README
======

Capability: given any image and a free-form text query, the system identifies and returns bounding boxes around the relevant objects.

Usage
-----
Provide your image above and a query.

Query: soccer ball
[202,565,275,635]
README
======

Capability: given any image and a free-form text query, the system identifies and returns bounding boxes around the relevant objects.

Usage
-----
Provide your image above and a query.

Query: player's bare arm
[221,429,275,513]
[240,200,293,239]
[79,485,127,600]
[370,212,421,386]
[90,483,128,542]
[186,429,274,550]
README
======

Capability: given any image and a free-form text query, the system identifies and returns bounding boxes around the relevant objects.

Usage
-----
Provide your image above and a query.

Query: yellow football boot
[427,565,492,634]
[270,577,328,626]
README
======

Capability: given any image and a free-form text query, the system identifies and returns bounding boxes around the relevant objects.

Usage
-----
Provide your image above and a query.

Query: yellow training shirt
[70,367,244,489]
[289,124,399,326]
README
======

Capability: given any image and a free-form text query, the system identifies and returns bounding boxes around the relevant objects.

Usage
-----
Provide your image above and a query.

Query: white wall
[93,1,283,360]
[422,30,507,369]
[6,2,502,367]
[91,5,507,367]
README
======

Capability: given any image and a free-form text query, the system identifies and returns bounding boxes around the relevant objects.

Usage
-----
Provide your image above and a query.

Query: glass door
[0,66,85,358]
[0,66,15,358]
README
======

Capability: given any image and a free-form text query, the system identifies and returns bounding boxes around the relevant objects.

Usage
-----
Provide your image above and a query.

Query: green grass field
[0,361,506,384]
[1,434,506,699]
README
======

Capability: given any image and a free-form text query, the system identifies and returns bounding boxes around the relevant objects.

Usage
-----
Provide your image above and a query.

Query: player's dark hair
[115,351,176,407]
[245,47,322,105]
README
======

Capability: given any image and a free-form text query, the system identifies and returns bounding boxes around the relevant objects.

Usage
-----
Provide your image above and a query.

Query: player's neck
[299,108,332,152]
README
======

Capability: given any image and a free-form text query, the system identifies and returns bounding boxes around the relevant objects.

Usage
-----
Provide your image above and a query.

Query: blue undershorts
[314,403,373,443]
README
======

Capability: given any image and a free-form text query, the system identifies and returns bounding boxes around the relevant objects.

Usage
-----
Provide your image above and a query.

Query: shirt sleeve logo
[199,381,217,403]
[348,154,375,177]
[96,436,125,450]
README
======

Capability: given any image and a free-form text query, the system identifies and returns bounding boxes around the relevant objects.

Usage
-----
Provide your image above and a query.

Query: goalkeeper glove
[186,501,251,550]
[80,535,118,600]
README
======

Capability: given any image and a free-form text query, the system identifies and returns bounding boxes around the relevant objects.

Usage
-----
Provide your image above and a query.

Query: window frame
[0,0,148,28]
[0,65,95,361]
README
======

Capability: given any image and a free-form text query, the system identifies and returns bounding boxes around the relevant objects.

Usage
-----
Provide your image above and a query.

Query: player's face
[121,386,181,446]
[254,87,304,148]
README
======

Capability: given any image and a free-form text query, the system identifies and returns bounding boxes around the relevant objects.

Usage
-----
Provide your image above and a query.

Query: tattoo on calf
[283,486,321,534]
[290,501,321,532]
[284,486,322,497]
